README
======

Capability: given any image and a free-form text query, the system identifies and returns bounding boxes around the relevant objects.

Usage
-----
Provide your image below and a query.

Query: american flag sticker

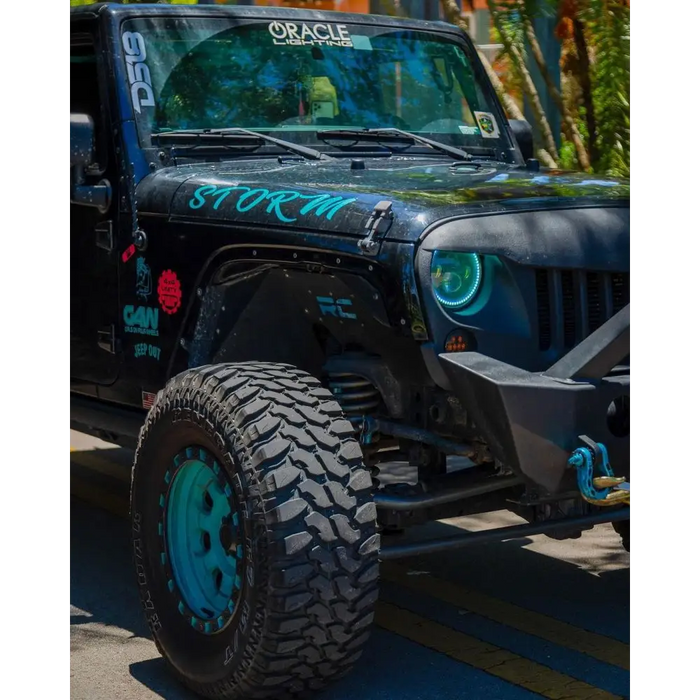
[142,391,156,410]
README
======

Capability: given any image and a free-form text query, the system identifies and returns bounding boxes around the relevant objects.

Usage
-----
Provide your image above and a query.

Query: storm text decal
[188,185,356,223]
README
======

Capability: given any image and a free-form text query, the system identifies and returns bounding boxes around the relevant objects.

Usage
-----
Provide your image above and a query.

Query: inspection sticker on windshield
[459,125,480,135]
[268,22,355,47]
[474,111,500,139]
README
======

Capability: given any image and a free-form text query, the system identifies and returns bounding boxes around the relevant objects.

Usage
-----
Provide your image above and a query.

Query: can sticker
[474,111,500,139]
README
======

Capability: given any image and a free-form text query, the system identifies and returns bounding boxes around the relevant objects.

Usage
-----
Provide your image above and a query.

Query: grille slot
[561,271,576,349]
[536,270,629,351]
[535,270,551,351]
[586,273,603,333]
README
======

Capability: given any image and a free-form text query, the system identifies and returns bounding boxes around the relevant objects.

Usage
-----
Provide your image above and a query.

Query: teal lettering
[299,194,357,220]
[265,191,301,222]
[236,188,269,212]
[123,305,158,330]
[189,185,217,209]
[188,184,358,223]
[212,186,244,210]
[144,307,158,329]
[124,305,135,324]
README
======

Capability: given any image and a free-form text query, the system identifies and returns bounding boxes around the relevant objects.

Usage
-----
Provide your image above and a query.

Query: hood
[135,157,630,242]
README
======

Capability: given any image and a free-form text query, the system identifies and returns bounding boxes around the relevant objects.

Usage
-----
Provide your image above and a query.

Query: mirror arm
[71,164,112,213]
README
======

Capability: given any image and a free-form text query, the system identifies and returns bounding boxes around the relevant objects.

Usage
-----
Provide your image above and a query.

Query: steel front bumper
[439,305,629,494]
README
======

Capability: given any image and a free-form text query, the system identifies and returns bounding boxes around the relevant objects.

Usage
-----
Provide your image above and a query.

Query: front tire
[130,363,380,699]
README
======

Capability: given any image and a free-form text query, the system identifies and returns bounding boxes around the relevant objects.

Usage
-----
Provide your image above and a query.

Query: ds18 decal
[134,343,161,361]
[122,31,155,114]
[157,270,182,315]
[124,305,159,336]
[268,21,354,47]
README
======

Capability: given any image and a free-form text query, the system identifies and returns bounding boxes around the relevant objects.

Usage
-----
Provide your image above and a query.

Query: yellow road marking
[382,563,629,671]
[70,475,129,519]
[70,447,132,484]
[69,446,625,697]
[375,602,623,700]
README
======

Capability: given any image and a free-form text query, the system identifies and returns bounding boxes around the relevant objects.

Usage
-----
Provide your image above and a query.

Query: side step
[70,394,145,449]
[380,507,630,559]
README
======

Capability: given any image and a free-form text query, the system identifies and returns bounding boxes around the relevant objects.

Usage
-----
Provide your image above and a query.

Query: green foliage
[482,0,629,176]
[584,0,630,177]
[70,0,200,5]
[558,105,589,170]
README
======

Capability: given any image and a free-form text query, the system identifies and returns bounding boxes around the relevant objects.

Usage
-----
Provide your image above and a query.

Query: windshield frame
[114,10,522,167]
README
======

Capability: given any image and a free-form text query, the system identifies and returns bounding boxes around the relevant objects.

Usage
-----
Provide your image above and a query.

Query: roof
[70,2,461,36]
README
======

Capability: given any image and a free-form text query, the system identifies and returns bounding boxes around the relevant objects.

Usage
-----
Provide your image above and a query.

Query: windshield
[120,16,516,160]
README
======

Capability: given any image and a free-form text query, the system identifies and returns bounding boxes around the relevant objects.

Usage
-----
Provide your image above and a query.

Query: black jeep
[70,3,630,699]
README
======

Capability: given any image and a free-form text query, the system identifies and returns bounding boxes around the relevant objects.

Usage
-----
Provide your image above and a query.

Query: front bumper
[439,305,629,494]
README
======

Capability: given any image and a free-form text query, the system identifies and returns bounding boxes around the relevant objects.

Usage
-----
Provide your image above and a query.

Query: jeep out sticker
[268,21,354,47]
[188,185,357,223]
[474,111,500,139]
[122,31,155,114]
[134,343,162,361]
[124,305,159,337]
[157,270,182,315]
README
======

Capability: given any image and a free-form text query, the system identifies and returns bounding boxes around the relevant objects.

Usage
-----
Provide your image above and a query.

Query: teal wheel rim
[160,447,243,635]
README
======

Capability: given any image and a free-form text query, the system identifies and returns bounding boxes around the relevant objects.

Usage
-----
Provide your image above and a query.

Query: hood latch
[358,200,394,257]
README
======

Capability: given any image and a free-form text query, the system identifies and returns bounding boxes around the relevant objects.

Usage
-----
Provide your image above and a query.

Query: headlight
[430,251,483,309]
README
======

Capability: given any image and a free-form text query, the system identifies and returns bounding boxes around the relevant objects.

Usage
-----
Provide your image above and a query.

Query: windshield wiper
[152,128,330,161]
[317,128,471,161]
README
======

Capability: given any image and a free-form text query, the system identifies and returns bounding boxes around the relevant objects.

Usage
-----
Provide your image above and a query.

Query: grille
[535,269,630,351]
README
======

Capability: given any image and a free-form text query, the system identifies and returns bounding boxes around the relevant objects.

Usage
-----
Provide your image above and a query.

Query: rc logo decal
[317,296,357,319]
[157,270,182,315]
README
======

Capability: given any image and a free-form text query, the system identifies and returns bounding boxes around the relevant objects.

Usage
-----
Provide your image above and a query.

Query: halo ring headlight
[431,251,483,309]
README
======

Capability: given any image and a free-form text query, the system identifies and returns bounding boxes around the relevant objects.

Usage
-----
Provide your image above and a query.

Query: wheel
[130,362,380,700]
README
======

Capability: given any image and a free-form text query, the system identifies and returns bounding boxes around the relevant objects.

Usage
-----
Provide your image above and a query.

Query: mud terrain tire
[130,362,380,700]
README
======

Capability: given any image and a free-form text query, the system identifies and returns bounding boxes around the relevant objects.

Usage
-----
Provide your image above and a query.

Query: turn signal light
[444,332,467,353]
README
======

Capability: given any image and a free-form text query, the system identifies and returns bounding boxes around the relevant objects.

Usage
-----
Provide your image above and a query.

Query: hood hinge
[358,200,394,257]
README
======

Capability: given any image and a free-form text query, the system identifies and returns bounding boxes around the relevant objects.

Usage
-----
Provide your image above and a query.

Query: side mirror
[508,119,534,163]
[71,113,111,213]
[71,113,97,168]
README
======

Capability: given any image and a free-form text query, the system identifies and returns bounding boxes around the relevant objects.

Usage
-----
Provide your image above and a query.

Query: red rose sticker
[157,269,182,315]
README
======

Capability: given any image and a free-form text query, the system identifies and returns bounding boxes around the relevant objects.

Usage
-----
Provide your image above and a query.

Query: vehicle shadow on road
[71,476,629,699]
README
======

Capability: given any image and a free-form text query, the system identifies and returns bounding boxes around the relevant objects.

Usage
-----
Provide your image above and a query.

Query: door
[70,23,121,387]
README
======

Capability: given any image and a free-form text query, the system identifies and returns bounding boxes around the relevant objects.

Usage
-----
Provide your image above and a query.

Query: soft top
[70,2,459,35]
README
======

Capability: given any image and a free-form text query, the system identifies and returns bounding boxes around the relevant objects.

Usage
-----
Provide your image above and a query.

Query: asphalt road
[70,430,630,700]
